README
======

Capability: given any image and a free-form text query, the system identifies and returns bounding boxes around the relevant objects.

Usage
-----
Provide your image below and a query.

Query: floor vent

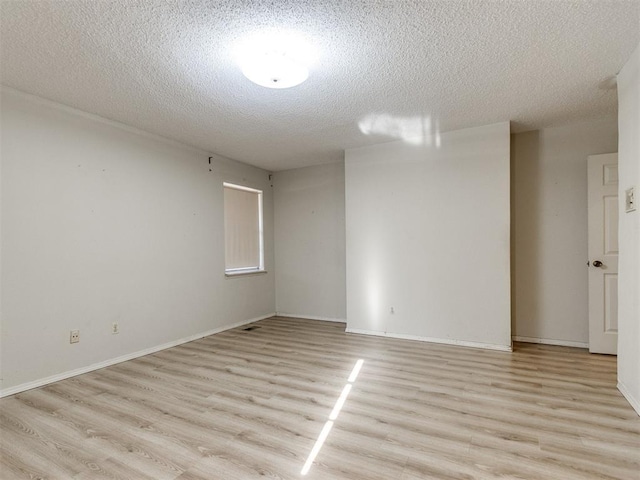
[243,326,261,331]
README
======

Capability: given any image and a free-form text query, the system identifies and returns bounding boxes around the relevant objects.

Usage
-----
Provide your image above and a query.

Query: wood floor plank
[1,316,638,479]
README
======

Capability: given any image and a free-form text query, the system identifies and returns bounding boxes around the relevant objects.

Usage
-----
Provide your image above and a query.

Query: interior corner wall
[616,43,640,416]
[511,118,618,346]
[345,122,511,350]
[273,163,346,321]
[0,88,276,394]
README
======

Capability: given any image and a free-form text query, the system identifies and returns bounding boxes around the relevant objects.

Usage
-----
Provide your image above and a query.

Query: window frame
[223,182,266,276]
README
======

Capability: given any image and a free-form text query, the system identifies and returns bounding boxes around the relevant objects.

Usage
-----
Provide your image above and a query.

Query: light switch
[625,187,636,212]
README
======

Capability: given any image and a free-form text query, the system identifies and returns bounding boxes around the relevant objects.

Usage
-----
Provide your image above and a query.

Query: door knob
[592,260,603,267]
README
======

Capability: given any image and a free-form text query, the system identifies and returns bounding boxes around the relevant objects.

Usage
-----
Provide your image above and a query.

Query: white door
[587,153,618,355]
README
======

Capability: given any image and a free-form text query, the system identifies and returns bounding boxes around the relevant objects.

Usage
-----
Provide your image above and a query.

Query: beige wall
[273,163,346,321]
[345,122,512,350]
[511,118,618,346]
[0,88,276,394]
[616,43,640,415]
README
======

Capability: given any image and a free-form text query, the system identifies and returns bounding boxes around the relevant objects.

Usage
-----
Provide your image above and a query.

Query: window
[223,183,264,275]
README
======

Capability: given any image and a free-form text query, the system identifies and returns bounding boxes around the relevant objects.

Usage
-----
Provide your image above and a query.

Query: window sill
[225,270,268,278]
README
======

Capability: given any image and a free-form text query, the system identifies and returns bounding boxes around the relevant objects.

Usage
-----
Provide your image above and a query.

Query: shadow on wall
[511,131,541,338]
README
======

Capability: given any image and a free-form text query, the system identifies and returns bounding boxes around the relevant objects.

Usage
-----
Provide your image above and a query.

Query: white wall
[273,163,346,321]
[0,88,275,394]
[511,118,618,346]
[345,122,511,350]
[616,43,640,415]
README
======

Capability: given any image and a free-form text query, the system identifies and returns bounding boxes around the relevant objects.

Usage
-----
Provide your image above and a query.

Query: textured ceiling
[1,1,638,171]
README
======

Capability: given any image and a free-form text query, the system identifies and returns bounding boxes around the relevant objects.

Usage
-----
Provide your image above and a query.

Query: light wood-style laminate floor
[1,317,638,479]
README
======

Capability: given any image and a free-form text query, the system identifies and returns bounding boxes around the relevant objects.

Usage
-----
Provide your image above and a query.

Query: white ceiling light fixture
[236,30,315,89]
[241,50,308,89]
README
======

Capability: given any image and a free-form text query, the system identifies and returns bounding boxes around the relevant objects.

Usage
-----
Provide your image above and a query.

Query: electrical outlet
[390,307,395,314]
[70,330,80,344]
[112,322,119,334]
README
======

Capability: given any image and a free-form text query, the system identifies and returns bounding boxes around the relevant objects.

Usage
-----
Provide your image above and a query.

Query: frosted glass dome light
[236,30,314,89]
[241,51,309,89]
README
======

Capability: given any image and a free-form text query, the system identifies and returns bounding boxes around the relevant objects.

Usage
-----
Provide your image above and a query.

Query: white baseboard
[618,381,640,416]
[275,312,346,323]
[0,313,275,398]
[512,335,589,349]
[346,328,512,352]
